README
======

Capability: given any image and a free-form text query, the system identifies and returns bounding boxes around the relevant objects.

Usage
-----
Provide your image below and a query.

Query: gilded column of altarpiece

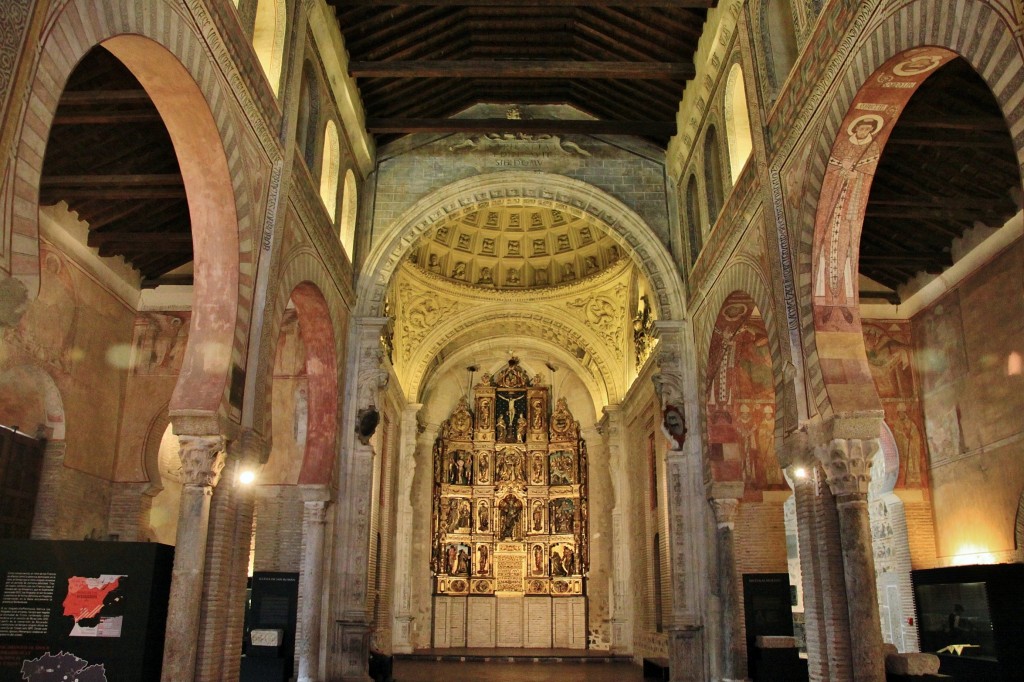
[431,359,588,598]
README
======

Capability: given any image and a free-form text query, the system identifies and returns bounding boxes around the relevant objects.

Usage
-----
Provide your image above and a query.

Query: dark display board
[0,540,173,682]
[742,573,801,682]
[912,562,1024,682]
[241,572,298,682]
[0,429,44,539]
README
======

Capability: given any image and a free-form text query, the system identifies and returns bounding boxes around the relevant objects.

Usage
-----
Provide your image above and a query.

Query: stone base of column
[610,619,631,654]
[668,625,705,682]
[330,620,372,682]
[392,616,413,654]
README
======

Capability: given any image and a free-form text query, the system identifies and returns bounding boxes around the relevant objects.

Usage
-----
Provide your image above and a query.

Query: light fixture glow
[793,467,808,479]
[239,470,257,485]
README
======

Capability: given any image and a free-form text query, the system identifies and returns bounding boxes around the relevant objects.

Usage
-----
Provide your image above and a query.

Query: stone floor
[390,649,646,681]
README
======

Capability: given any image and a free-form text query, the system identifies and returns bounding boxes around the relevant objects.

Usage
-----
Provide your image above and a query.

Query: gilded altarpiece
[431,360,589,627]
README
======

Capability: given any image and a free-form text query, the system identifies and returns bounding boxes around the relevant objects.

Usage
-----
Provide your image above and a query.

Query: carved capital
[711,498,740,529]
[304,500,329,524]
[821,437,878,498]
[178,435,227,488]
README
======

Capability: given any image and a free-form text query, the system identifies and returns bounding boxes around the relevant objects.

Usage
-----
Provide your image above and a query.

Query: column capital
[178,435,227,488]
[711,497,740,529]
[820,436,879,498]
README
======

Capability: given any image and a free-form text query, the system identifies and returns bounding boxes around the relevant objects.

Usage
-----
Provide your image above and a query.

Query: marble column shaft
[825,438,885,682]
[297,490,329,682]
[161,435,226,682]
[712,497,744,682]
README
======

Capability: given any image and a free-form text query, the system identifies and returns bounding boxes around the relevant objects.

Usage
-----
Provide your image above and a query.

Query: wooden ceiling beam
[43,187,186,200]
[88,231,192,247]
[365,117,676,136]
[52,111,163,125]
[41,173,183,188]
[350,60,695,79]
[142,274,194,288]
[57,89,152,106]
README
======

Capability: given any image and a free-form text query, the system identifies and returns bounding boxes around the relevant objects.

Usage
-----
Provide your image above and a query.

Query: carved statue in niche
[477,544,490,575]
[477,451,491,484]
[531,454,545,485]
[531,499,545,532]
[530,396,545,430]
[499,495,523,540]
[495,415,508,442]
[477,500,490,532]
[477,396,492,430]
[533,544,546,575]
[549,398,578,441]
[534,268,548,285]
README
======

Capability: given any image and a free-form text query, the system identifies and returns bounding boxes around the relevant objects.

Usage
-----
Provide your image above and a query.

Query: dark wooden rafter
[365,117,676,136]
[350,60,695,79]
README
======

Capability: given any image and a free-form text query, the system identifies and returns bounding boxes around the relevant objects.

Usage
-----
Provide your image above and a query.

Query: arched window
[704,126,725,224]
[295,62,319,170]
[724,64,753,182]
[765,0,799,89]
[253,0,286,96]
[319,120,340,221]
[685,175,702,265]
[339,169,358,259]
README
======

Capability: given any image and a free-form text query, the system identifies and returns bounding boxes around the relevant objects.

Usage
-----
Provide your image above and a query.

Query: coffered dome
[407,204,624,289]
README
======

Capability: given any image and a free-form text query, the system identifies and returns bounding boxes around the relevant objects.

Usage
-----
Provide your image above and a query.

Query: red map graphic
[61,577,121,623]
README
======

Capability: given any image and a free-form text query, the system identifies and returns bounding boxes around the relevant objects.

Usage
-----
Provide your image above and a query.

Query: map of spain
[20,652,107,682]
[61,575,126,638]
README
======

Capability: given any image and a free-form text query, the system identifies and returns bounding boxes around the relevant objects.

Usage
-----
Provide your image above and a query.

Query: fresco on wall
[131,312,190,375]
[705,293,782,496]
[862,320,927,489]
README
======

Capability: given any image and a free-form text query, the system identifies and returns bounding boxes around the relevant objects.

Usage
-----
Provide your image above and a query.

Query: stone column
[652,320,711,682]
[161,434,226,682]
[711,492,744,682]
[780,431,852,682]
[824,437,885,682]
[600,405,633,652]
[30,440,66,539]
[326,317,389,681]
[392,403,423,654]
[297,485,330,682]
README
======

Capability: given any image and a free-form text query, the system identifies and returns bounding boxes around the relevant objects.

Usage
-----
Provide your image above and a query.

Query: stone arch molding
[251,246,346,484]
[408,310,615,407]
[6,0,260,421]
[792,0,1024,420]
[357,171,686,322]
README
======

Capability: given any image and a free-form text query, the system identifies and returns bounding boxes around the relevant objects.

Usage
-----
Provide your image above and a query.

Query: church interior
[1,1,1023,681]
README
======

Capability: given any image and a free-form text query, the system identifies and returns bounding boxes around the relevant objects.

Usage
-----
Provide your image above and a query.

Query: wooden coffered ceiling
[326,0,715,145]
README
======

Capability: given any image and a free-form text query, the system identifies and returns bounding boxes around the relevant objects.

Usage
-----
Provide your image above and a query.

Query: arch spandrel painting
[432,358,588,598]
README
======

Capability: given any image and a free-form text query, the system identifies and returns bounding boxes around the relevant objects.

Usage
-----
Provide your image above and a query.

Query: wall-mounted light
[238,469,257,485]
[793,467,808,480]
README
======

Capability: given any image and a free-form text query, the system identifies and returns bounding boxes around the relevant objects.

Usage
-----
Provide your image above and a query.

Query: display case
[911,563,1024,682]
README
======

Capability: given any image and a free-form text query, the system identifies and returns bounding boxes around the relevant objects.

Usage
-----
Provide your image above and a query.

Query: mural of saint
[814,113,884,322]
